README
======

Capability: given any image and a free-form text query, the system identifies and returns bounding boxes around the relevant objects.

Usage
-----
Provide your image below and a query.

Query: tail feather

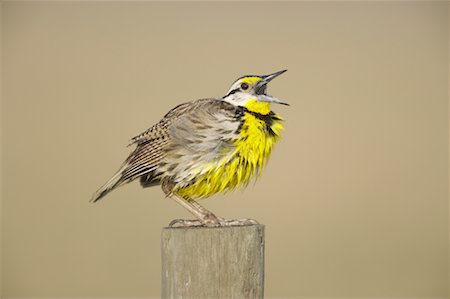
[91,167,126,203]
[91,142,163,202]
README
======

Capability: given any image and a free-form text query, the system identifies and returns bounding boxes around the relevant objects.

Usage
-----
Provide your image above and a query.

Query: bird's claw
[219,218,259,226]
[168,218,259,227]
[169,219,204,227]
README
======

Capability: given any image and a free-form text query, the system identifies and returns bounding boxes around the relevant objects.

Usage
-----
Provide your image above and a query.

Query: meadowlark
[91,70,288,227]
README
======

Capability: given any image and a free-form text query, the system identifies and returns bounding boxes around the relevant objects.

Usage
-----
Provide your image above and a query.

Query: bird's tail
[91,165,127,203]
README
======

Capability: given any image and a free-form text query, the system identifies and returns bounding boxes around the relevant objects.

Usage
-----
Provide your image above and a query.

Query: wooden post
[161,224,265,299]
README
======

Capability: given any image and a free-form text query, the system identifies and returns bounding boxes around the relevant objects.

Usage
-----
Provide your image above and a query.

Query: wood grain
[161,225,265,299]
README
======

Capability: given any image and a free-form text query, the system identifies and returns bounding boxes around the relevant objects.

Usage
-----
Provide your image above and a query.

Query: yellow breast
[175,101,284,200]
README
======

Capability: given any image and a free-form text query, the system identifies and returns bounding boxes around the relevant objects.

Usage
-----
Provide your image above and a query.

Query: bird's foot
[169,219,204,227]
[168,218,259,227]
[219,218,259,226]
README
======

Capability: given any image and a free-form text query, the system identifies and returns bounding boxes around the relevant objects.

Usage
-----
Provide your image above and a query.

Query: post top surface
[162,223,265,231]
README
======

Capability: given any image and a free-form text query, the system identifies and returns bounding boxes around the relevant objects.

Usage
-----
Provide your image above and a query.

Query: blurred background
[1,2,448,298]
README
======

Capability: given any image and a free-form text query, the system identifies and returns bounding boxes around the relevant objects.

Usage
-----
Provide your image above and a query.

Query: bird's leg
[180,199,259,226]
[185,200,258,226]
[162,183,259,227]
[167,193,222,227]
[168,194,259,227]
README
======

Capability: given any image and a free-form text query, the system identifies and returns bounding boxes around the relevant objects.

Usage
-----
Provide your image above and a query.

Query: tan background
[1,1,449,298]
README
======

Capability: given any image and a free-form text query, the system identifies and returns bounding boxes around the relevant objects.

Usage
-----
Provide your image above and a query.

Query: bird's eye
[240,83,249,90]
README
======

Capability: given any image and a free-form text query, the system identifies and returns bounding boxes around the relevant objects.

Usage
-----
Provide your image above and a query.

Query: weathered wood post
[161,224,265,299]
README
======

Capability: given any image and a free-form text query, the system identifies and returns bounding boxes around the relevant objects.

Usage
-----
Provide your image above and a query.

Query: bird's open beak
[256,69,289,106]
[262,69,287,83]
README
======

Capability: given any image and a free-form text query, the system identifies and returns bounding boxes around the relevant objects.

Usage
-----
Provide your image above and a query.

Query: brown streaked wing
[119,99,216,183]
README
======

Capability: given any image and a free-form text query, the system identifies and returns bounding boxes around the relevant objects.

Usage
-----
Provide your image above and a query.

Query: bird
[91,70,288,227]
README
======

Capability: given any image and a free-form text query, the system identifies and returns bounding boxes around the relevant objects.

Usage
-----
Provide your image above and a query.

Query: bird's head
[223,70,288,114]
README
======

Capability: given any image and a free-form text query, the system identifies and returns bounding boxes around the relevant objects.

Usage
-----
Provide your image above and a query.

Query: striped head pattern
[222,70,289,114]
